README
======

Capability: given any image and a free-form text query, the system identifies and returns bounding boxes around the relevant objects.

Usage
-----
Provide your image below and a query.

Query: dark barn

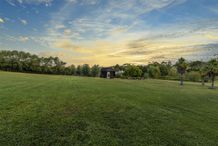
[100,67,115,79]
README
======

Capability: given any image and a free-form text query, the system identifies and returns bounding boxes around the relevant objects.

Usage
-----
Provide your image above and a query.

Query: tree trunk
[180,74,184,86]
[211,77,215,89]
[201,77,205,86]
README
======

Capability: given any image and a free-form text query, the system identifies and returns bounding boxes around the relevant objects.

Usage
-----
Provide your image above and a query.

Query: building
[100,67,116,79]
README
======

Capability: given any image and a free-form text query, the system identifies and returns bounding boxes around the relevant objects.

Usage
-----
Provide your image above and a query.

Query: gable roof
[101,67,115,72]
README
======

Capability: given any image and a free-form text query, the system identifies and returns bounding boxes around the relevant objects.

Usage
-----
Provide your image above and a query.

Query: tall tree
[76,65,82,76]
[176,58,188,86]
[159,61,171,76]
[91,65,100,77]
[82,64,91,76]
[199,65,208,86]
[207,59,218,89]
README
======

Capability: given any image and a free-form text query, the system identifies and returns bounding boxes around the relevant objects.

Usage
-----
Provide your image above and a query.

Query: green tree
[123,64,142,78]
[82,64,91,76]
[159,61,171,77]
[168,67,177,77]
[199,65,208,86]
[91,65,100,77]
[176,58,188,86]
[76,65,82,76]
[206,59,218,89]
[147,65,161,79]
[69,65,76,75]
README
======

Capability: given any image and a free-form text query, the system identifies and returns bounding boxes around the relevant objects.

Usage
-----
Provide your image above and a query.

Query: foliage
[206,59,218,88]
[82,64,91,76]
[0,50,218,83]
[175,58,188,75]
[185,71,201,82]
[0,50,66,74]
[123,64,143,78]
[175,58,188,85]
[159,61,171,76]
[91,64,100,77]
[168,67,177,77]
[147,65,161,79]
[76,65,82,76]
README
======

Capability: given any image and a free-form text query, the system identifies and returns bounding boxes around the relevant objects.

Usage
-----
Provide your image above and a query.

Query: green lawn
[0,71,218,146]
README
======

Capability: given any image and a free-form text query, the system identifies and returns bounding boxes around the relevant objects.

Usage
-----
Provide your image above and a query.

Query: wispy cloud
[36,0,218,65]
[2,0,218,65]
[20,19,28,25]
[0,18,5,23]
[6,0,53,6]
[19,36,29,42]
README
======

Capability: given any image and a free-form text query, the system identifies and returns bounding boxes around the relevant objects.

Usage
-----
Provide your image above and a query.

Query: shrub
[143,72,149,79]
[185,71,201,82]
[168,67,177,77]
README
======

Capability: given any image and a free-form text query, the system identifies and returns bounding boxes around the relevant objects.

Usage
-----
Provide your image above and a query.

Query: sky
[0,0,218,66]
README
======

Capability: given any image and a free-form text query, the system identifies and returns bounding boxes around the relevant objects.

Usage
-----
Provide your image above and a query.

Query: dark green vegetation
[1,51,218,85]
[0,71,218,146]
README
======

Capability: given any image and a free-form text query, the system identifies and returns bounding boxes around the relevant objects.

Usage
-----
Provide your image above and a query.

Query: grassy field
[0,71,218,146]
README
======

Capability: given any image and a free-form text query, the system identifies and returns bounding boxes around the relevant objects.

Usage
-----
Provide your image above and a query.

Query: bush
[143,72,149,79]
[185,71,201,82]
[169,67,177,77]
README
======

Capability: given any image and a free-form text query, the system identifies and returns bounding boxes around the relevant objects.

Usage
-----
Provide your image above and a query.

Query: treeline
[0,50,100,77]
[0,50,218,88]
[115,58,218,88]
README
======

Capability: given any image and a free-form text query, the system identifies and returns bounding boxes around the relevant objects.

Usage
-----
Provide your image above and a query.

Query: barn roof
[101,67,115,72]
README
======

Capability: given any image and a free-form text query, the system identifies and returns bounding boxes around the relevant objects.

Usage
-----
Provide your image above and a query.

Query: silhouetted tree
[207,59,218,89]
[176,58,188,86]
[82,64,91,76]
[91,65,100,77]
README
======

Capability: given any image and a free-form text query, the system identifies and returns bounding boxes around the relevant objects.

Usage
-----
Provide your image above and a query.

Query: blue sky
[0,0,218,65]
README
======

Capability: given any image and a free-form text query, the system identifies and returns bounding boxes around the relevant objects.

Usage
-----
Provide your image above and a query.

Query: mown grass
[0,71,218,146]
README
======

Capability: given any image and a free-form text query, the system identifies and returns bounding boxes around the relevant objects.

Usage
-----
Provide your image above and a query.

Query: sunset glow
[1,0,218,65]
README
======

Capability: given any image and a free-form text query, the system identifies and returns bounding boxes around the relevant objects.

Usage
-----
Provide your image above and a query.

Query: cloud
[20,19,28,25]
[53,39,87,53]
[205,33,218,40]
[45,0,188,44]
[37,0,218,65]
[66,0,99,5]
[6,0,53,6]
[19,36,29,42]
[0,18,4,23]
[54,39,78,50]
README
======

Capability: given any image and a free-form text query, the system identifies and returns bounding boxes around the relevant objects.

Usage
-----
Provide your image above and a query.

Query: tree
[76,65,82,76]
[199,65,208,86]
[168,67,177,77]
[91,65,100,77]
[82,64,91,76]
[69,65,76,75]
[123,64,142,78]
[176,58,188,86]
[64,65,76,75]
[159,61,171,76]
[188,61,204,72]
[0,50,67,75]
[137,65,148,77]
[147,65,161,79]
[206,59,218,89]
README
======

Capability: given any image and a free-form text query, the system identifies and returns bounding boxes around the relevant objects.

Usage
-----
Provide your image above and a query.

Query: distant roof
[101,67,115,72]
